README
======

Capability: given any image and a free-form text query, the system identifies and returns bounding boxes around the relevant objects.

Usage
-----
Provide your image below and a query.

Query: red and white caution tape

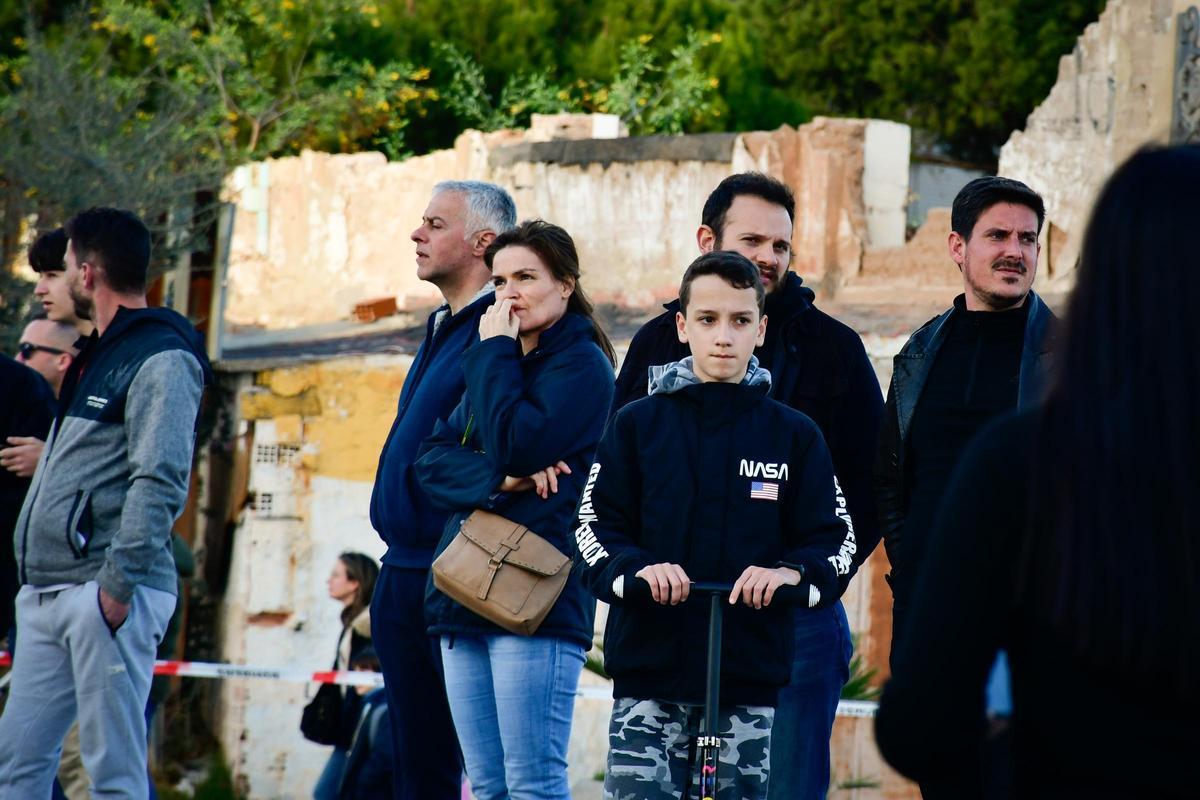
[0,651,381,688]
[0,651,878,715]
[153,659,384,687]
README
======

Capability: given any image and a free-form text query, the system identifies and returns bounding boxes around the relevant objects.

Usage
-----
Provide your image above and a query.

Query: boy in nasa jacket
[575,251,855,800]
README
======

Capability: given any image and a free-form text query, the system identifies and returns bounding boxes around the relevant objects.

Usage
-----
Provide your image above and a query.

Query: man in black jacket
[0,356,54,641]
[613,172,882,800]
[875,176,1057,798]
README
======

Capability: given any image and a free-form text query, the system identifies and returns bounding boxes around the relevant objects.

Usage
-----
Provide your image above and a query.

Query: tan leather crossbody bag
[431,509,572,636]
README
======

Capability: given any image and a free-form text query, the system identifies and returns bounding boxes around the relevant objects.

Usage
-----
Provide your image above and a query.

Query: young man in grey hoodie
[0,208,212,799]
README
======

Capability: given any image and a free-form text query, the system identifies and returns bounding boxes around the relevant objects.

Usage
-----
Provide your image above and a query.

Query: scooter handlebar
[622,574,809,607]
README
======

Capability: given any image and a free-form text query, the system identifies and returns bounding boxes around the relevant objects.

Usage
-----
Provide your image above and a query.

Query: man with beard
[875,176,1057,798]
[0,208,211,799]
[613,173,883,800]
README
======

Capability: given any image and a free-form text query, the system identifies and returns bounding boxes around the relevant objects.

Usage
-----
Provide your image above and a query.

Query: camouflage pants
[604,697,774,800]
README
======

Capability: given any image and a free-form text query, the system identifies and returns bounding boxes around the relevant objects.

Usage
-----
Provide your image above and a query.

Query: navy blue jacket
[416,313,615,648]
[577,367,855,707]
[370,292,493,568]
[613,272,883,590]
[337,687,393,800]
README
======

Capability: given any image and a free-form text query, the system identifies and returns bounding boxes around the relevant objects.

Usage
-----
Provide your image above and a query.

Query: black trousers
[371,564,462,800]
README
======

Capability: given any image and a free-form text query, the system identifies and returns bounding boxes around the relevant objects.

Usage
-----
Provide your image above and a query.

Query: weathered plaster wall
[221,116,913,331]
[998,0,1186,287]
[491,157,732,307]
[217,355,406,798]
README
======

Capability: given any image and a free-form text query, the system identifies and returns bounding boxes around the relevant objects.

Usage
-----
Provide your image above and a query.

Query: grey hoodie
[647,354,772,396]
[15,306,211,604]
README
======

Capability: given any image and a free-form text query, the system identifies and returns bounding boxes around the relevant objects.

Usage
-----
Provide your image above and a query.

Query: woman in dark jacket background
[874,145,1200,798]
[313,552,378,800]
[416,219,616,800]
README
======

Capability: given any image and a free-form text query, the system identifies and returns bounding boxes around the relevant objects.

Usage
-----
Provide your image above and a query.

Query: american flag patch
[750,481,779,501]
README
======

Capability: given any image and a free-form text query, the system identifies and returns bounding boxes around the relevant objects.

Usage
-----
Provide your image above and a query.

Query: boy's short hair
[350,646,382,672]
[28,228,67,273]
[64,207,152,294]
[951,176,1045,239]
[678,251,766,316]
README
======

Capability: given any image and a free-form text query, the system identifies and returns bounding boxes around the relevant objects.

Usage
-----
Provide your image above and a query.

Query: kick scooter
[629,576,805,800]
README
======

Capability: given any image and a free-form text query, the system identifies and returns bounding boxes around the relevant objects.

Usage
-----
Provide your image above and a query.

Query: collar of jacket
[431,284,495,336]
[892,290,1056,443]
[521,311,596,361]
[763,271,816,329]
[72,304,213,387]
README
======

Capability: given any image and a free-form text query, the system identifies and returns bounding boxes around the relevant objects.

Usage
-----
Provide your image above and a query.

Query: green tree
[0,16,225,272]
[754,0,1106,162]
[99,0,436,160]
[435,30,723,136]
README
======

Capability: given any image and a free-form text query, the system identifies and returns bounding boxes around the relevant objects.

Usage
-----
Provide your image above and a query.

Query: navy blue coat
[416,312,615,648]
[613,272,883,591]
[576,377,856,706]
[370,292,494,568]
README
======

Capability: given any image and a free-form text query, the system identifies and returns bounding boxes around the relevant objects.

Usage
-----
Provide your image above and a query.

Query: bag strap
[476,523,528,600]
[368,701,387,746]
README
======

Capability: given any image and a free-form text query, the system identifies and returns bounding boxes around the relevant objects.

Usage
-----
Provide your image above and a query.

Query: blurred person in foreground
[874,144,1200,798]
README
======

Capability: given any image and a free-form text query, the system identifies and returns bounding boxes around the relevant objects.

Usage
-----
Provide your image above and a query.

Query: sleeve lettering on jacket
[827,475,858,576]
[574,462,610,566]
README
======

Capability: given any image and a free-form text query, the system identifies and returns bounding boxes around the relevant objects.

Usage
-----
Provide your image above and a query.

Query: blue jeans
[440,634,585,800]
[767,600,853,800]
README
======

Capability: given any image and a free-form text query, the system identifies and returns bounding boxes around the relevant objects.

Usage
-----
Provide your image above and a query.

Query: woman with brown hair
[313,551,379,800]
[416,219,615,800]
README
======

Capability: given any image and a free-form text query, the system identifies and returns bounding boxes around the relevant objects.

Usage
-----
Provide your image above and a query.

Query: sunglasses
[17,341,66,359]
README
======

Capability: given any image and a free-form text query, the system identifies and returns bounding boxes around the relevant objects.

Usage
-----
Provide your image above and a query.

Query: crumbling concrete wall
[998,0,1187,287]
[216,355,405,797]
[221,116,914,332]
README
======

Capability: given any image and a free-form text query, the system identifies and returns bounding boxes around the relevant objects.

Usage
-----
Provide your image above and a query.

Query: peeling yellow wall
[248,355,412,483]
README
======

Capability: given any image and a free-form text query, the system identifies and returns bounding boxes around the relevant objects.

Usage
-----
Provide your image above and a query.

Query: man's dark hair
[701,172,795,243]
[679,250,765,316]
[951,176,1045,240]
[28,228,67,273]
[63,208,151,294]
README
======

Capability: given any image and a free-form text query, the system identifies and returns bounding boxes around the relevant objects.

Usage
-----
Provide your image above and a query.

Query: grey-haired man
[367,181,517,800]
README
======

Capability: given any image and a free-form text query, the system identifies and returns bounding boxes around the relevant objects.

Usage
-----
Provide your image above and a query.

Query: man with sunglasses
[0,320,77,483]
[14,319,78,396]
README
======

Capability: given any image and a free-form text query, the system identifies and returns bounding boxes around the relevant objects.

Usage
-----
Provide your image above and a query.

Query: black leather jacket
[874,291,1058,588]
